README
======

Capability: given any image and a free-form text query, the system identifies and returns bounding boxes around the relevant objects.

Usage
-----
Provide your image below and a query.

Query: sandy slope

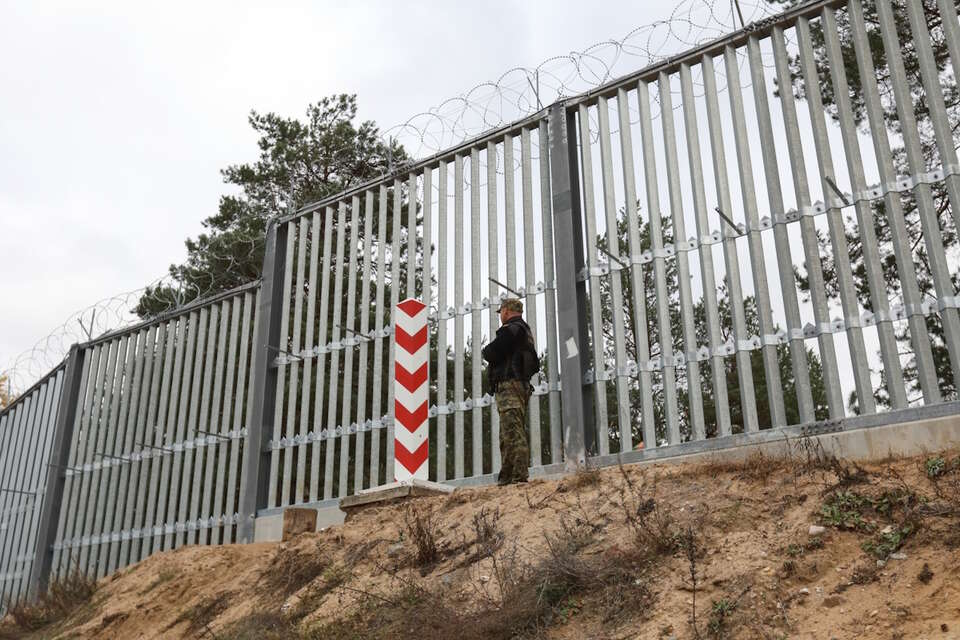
[6,447,960,639]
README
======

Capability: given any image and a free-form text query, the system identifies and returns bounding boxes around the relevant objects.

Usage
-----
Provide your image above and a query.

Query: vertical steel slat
[771,27,845,418]
[505,135,518,288]
[354,190,375,493]
[722,45,787,427]
[235,289,260,542]
[407,172,418,299]
[223,293,252,542]
[680,63,732,436]
[821,6,906,408]
[936,0,960,92]
[186,306,217,546]
[471,149,484,476]
[486,143,501,474]
[52,347,93,575]
[282,219,307,506]
[268,227,295,507]
[634,84,680,444]
[311,208,334,500]
[144,318,181,560]
[595,98,633,447]
[656,75,707,439]
[436,164,449,482]
[107,329,146,571]
[577,103,612,451]
[165,311,199,552]
[15,382,48,597]
[103,333,138,570]
[521,128,543,465]
[298,212,320,503]
[453,154,466,479]
[324,202,348,500]
[66,344,105,570]
[421,169,434,478]
[10,386,42,599]
[745,37,815,423]
[95,336,130,574]
[876,0,960,383]
[120,325,158,565]
[211,299,239,545]
[797,16,875,414]
[199,300,229,544]
[386,179,403,482]
[909,0,960,238]
[79,337,120,572]
[369,189,388,487]
[0,402,23,592]
[0,391,34,595]
[339,196,361,498]
[537,121,563,461]
[847,0,939,403]
[177,308,209,549]
[0,412,13,595]
[702,53,761,433]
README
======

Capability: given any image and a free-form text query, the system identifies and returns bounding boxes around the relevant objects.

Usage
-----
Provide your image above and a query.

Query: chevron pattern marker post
[394,298,429,481]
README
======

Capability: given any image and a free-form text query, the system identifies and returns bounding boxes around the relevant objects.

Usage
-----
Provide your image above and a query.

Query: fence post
[237,218,288,543]
[28,344,86,596]
[547,103,595,469]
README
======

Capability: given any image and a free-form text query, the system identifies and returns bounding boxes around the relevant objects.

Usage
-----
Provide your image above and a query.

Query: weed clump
[260,540,332,597]
[3,569,97,632]
[820,491,872,531]
[403,503,445,567]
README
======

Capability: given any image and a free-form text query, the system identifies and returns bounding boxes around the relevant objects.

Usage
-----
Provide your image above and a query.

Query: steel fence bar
[141,321,176,560]
[521,128,543,465]
[268,227,295,507]
[471,149,484,475]
[577,103,612,451]
[821,5,906,408]
[224,292,253,542]
[680,63,732,436]
[354,191,375,494]
[186,305,217,546]
[95,335,130,573]
[656,75,706,440]
[386,179,403,483]
[454,154,466,479]
[199,300,229,543]
[311,208,334,501]
[407,172,418,299]
[847,0,939,403]
[797,15,875,414]
[722,45,786,427]
[339,196,361,498]
[175,309,208,549]
[421,169,434,477]
[596,96,634,448]
[324,202,348,500]
[164,310,199,552]
[298,213,320,503]
[236,287,261,543]
[876,0,960,384]
[370,190,388,487]
[770,26,844,418]
[486,142,502,474]
[745,36,815,423]
[537,121,563,461]
[0,388,32,598]
[211,299,238,545]
[282,219,307,506]
[702,52,760,433]
[634,83,679,445]
[505,135,518,289]
[436,162,449,482]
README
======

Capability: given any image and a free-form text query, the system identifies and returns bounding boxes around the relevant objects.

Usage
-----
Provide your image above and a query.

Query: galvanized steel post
[547,103,593,468]
[237,218,288,543]
[29,345,86,596]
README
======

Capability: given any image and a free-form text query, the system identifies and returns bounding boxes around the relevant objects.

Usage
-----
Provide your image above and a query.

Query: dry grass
[402,503,445,568]
[2,569,97,633]
[259,540,333,597]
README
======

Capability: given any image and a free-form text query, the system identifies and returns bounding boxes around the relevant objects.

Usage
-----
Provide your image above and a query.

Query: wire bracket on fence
[715,207,746,237]
[824,176,851,207]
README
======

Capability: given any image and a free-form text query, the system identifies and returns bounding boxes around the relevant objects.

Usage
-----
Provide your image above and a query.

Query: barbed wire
[0,0,779,396]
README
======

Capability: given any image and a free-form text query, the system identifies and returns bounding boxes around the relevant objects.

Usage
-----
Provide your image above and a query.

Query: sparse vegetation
[260,540,333,597]
[3,570,97,632]
[402,503,445,568]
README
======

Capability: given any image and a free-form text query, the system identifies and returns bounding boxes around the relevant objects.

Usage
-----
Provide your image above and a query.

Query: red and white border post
[394,298,429,481]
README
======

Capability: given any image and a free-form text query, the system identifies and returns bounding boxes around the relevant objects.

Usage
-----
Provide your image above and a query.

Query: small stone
[889,552,907,560]
[479,575,490,583]
[799,588,810,596]
[759,550,768,558]
[871,610,879,617]
[881,525,894,534]
[941,623,948,632]
[386,542,404,558]
[809,525,826,536]
[876,559,886,568]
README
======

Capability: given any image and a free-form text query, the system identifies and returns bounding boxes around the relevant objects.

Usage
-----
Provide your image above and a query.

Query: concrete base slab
[253,504,346,543]
[339,479,455,516]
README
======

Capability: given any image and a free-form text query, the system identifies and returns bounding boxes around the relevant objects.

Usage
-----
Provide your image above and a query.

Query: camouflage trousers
[495,380,531,484]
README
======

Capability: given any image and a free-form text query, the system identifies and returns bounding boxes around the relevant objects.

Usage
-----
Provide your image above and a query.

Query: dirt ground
[5,442,960,639]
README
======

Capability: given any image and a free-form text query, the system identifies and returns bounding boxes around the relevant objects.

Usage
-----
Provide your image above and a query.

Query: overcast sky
[0,0,763,388]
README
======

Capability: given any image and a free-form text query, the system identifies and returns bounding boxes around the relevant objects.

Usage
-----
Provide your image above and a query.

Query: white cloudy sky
[0,0,760,385]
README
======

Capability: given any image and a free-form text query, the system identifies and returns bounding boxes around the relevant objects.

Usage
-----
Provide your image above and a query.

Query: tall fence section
[3,0,960,608]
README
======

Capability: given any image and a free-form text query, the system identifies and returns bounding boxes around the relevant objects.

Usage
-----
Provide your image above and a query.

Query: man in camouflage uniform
[481,298,538,485]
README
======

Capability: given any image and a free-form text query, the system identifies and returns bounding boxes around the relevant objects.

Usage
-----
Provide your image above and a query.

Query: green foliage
[820,491,872,531]
[136,94,406,317]
[707,598,736,637]
[861,522,916,560]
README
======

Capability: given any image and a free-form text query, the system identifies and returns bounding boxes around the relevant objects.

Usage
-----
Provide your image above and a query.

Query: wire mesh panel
[564,0,960,456]
[0,364,64,607]
[50,284,259,579]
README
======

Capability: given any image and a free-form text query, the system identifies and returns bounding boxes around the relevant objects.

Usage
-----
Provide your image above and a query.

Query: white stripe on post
[394,298,429,482]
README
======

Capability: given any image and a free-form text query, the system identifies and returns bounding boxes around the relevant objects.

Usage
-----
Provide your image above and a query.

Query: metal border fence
[2,0,960,609]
